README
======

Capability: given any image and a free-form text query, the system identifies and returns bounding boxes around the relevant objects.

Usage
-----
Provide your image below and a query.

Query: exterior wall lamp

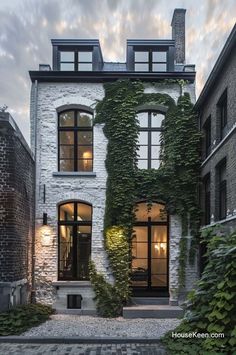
[43,213,48,225]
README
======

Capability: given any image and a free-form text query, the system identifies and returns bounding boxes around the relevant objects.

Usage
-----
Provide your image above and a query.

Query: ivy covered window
[137,111,164,169]
[58,110,93,172]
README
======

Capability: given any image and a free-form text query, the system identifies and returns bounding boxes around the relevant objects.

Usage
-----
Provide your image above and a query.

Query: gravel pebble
[22,315,180,338]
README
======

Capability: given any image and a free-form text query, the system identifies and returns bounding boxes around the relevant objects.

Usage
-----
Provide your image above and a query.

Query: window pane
[135,202,167,222]
[151,226,167,242]
[79,51,92,62]
[151,145,161,159]
[134,51,149,62]
[151,132,161,144]
[77,227,91,280]
[138,160,148,169]
[77,159,93,172]
[133,227,147,242]
[77,203,92,221]
[60,159,74,171]
[151,274,167,287]
[60,51,74,61]
[151,160,160,169]
[153,51,167,62]
[60,145,74,159]
[78,63,93,71]
[138,131,148,144]
[59,111,74,127]
[137,112,148,127]
[77,112,93,127]
[78,146,92,161]
[135,63,149,72]
[152,63,167,72]
[151,112,165,128]
[151,259,167,274]
[60,62,75,71]
[59,225,73,279]
[60,203,74,221]
[60,131,74,145]
[77,131,92,144]
[78,225,92,234]
[138,145,148,159]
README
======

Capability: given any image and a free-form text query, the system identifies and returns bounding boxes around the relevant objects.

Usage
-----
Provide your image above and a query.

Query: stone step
[123,305,183,319]
[131,297,169,305]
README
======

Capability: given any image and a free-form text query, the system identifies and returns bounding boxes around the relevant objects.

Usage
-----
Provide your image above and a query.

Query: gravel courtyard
[22,315,180,339]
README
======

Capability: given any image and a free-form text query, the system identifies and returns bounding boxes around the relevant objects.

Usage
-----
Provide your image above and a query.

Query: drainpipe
[31,79,38,303]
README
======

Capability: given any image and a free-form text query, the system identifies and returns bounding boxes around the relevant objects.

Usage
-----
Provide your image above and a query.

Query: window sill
[53,172,96,177]
[52,281,92,287]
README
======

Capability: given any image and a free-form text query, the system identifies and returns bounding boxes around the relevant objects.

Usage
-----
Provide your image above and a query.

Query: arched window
[58,201,92,280]
[58,110,93,172]
[137,111,165,169]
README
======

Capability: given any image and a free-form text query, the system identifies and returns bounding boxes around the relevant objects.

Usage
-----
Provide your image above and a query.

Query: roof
[195,23,236,109]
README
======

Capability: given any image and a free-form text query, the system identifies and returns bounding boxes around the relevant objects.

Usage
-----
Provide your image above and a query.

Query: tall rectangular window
[203,174,211,225]
[216,159,227,220]
[203,116,211,158]
[134,50,167,72]
[217,90,227,140]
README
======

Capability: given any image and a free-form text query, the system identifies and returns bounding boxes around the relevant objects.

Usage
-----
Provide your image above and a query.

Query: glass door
[131,224,168,294]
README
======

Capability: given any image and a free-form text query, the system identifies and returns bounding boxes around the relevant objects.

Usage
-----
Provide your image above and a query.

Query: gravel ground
[22,315,180,339]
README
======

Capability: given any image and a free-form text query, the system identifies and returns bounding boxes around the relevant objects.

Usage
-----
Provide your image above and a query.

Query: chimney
[171,8,186,64]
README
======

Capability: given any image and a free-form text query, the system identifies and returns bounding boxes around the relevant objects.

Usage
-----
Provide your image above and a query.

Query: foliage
[163,227,236,354]
[90,79,201,316]
[89,226,131,317]
[0,303,54,336]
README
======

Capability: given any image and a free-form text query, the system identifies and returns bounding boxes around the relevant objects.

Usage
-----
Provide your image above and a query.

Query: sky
[0,0,236,145]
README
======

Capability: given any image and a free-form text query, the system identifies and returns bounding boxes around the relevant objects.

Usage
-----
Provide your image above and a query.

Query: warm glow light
[83,151,92,169]
[154,244,159,250]
[39,225,53,246]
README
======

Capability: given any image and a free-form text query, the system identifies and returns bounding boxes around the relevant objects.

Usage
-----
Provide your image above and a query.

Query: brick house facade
[196,24,236,233]
[0,112,34,311]
[28,9,200,314]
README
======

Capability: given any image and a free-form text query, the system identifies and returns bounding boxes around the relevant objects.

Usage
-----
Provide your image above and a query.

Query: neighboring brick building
[0,112,34,311]
[196,24,236,233]
[29,9,198,314]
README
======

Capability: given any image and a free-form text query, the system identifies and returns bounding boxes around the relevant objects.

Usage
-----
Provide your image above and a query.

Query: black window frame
[58,201,92,281]
[134,49,168,72]
[216,159,227,221]
[58,109,93,172]
[203,116,211,158]
[217,89,228,140]
[203,173,211,225]
[137,110,164,169]
[59,48,93,71]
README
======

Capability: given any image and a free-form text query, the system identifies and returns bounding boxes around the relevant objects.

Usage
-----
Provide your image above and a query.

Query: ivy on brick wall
[89,79,201,316]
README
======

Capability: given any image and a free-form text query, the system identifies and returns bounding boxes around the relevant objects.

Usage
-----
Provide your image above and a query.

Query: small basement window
[67,294,83,309]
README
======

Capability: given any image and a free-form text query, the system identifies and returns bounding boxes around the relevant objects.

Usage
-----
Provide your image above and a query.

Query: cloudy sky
[0,0,236,144]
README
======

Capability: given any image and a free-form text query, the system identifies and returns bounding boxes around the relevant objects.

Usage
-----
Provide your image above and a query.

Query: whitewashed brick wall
[31,81,198,306]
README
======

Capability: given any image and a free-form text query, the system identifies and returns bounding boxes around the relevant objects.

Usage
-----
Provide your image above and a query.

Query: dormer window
[134,50,167,72]
[60,50,93,71]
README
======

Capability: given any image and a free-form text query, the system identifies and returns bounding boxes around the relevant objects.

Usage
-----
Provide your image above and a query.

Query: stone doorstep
[123,305,183,319]
[131,297,169,305]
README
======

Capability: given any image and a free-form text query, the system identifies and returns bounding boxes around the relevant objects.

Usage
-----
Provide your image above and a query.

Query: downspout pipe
[31,79,38,303]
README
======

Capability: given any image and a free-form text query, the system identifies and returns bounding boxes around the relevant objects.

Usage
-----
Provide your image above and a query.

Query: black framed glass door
[58,201,92,280]
[131,202,168,296]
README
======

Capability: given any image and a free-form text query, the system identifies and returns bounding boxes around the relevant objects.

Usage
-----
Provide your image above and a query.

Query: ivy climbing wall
[90,79,201,316]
